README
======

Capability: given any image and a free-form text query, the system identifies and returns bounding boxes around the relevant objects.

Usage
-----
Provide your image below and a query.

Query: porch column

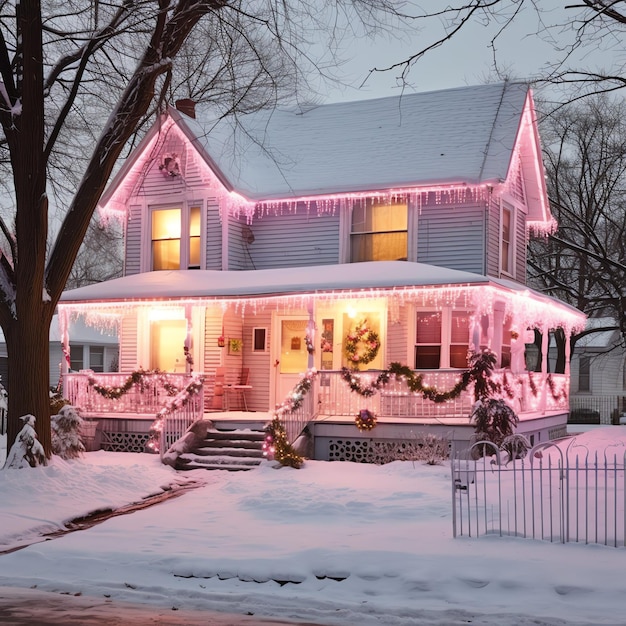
[564,331,571,378]
[307,302,315,370]
[540,328,549,414]
[184,303,193,374]
[491,302,505,365]
[59,309,70,377]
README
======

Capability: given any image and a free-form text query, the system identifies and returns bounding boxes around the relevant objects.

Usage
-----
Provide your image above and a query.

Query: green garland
[87,368,180,399]
[340,350,515,404]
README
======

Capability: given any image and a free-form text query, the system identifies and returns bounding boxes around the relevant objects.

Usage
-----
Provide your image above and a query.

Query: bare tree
[0,0,415,458]
[367,2,626,99]
[528,95,626,360]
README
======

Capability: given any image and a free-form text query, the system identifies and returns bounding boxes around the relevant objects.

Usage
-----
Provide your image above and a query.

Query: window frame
[340,199,416,263]
[500,200,515,277]
[413,307,471,370]
[146,201,204,271]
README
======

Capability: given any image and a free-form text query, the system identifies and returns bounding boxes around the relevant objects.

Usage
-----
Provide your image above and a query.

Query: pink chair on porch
[223,368,252,411]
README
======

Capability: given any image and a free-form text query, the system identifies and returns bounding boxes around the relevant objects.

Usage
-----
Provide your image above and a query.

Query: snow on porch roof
[175,82,529,200]
[58,261,585,324]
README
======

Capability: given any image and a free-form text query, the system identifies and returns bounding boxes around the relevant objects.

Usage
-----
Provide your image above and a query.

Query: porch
[64,367,570,460]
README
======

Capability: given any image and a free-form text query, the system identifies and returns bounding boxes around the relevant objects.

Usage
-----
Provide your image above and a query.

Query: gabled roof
[173,82,530,200]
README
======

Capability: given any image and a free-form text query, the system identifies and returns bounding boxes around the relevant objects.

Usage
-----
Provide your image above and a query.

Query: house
[57,82,586,460]
[567,318,626,424]
[0,315,118,389]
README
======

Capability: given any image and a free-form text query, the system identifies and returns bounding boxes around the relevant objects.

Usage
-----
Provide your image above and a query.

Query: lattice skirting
[328,438,436,464]
[99,431,150,453]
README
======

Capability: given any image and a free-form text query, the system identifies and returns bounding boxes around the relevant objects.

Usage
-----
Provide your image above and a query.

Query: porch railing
[63,371,199,415]
[160,390,205,457]
[315,370,568,419]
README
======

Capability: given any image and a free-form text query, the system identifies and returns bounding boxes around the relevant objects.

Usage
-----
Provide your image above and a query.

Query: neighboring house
[0,315,118,389]
[568,318,626,424]
[58,82,585,458]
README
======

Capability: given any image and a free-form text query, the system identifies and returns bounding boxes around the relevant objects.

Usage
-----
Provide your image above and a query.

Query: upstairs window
[501,203,514,275]
[151,205,202,271]
[578,356,591,392]
[351,201,408,262]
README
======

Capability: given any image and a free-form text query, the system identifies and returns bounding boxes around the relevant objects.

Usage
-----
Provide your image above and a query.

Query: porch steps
[176,428,266,471]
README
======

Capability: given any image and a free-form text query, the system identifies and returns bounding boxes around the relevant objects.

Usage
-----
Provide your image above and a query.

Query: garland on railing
[524,370,568,402]
[263,368,317,468]
[340,350,515,404]
[145,374,205,453]
[87,368,181,399]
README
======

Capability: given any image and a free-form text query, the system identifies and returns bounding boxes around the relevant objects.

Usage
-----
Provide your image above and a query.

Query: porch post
[564,331,571,378]
[540,328,549,414]
[307,301,315,370]
[184,303,193,374]
[59,309,70,378]
[491,302,505,365]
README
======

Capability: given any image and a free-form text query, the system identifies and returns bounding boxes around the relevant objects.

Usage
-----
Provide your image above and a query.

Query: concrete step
[177,453,263,471]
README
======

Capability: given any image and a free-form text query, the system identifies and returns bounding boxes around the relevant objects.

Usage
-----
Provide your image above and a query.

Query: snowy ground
[1,430,626,625]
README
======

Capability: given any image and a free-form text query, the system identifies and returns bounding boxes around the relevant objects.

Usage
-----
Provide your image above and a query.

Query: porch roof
[59,262,585,330]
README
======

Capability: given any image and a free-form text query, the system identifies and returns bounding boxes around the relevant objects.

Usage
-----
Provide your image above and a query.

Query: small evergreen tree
[51,406,85,460]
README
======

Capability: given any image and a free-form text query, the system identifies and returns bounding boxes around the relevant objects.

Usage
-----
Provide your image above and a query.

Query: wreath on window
[344,319,380,369]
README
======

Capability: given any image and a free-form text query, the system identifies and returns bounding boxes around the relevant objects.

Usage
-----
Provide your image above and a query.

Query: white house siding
[119,314,139,372]
[203,304,224,409]
[416,201,485,274]
[124,204,142,276]
[386,303,410,365]
[244,205,340,269]
[242,307,273,411]
[227,215,248,270]
[49,344,63,388]
[222,309,244,386]
[205,199,222,270]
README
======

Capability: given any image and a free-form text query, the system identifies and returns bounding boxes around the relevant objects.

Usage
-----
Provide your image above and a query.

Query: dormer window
[350,201,408,262]
[151,205,202,270]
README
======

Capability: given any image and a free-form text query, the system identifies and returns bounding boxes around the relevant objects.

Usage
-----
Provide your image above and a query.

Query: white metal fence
[452,440,626,547]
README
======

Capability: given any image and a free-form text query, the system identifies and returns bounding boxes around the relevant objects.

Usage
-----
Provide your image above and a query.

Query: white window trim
[411,306,471,369]
[499,199,516,278]
[143,199,205,272]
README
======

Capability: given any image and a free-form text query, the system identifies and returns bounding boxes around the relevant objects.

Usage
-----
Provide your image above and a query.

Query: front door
[273,315,309,405]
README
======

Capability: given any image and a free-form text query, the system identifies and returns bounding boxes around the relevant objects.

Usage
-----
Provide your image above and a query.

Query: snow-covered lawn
[1,429,626,625]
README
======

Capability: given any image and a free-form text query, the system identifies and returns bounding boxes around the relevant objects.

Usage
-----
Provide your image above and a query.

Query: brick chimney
[175,99,196,119]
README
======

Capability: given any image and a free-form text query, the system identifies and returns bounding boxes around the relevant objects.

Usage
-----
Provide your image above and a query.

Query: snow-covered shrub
[52,405,85,460]
[470,398,519,458]
[501,433,531,464]
[4,414,47,468]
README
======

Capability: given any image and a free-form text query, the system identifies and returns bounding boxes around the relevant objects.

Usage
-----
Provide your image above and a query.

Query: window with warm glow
[501,203,514,275]
[151,205,202,271]
[351,201,408,262]
[152,208,181,270]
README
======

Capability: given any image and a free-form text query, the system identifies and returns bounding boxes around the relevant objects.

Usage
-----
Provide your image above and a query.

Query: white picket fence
[452,440,626,547]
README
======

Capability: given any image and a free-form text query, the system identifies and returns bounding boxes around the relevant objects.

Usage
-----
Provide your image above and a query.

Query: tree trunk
[5,307,54,457]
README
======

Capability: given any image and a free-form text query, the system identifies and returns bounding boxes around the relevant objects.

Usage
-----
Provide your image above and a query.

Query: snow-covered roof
[173,82,530,200]
[59,262,501,302]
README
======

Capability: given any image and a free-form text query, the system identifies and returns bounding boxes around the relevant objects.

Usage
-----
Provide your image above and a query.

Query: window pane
[152,209,181,239]
[416,312,441,343]
[450,345,469,368]
[89,346,104,372]
[579,356,591,392]
[501,207,512,273]
[189,206,201,236]
[350,232,407,262]
[70,345,83,371]
[415,346,440,369]
[153,240,180,270]
[189,237,201,268]
[450,311,470,343]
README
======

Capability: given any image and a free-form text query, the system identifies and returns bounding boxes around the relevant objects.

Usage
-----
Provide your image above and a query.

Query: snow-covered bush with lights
[51,405,85,460]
